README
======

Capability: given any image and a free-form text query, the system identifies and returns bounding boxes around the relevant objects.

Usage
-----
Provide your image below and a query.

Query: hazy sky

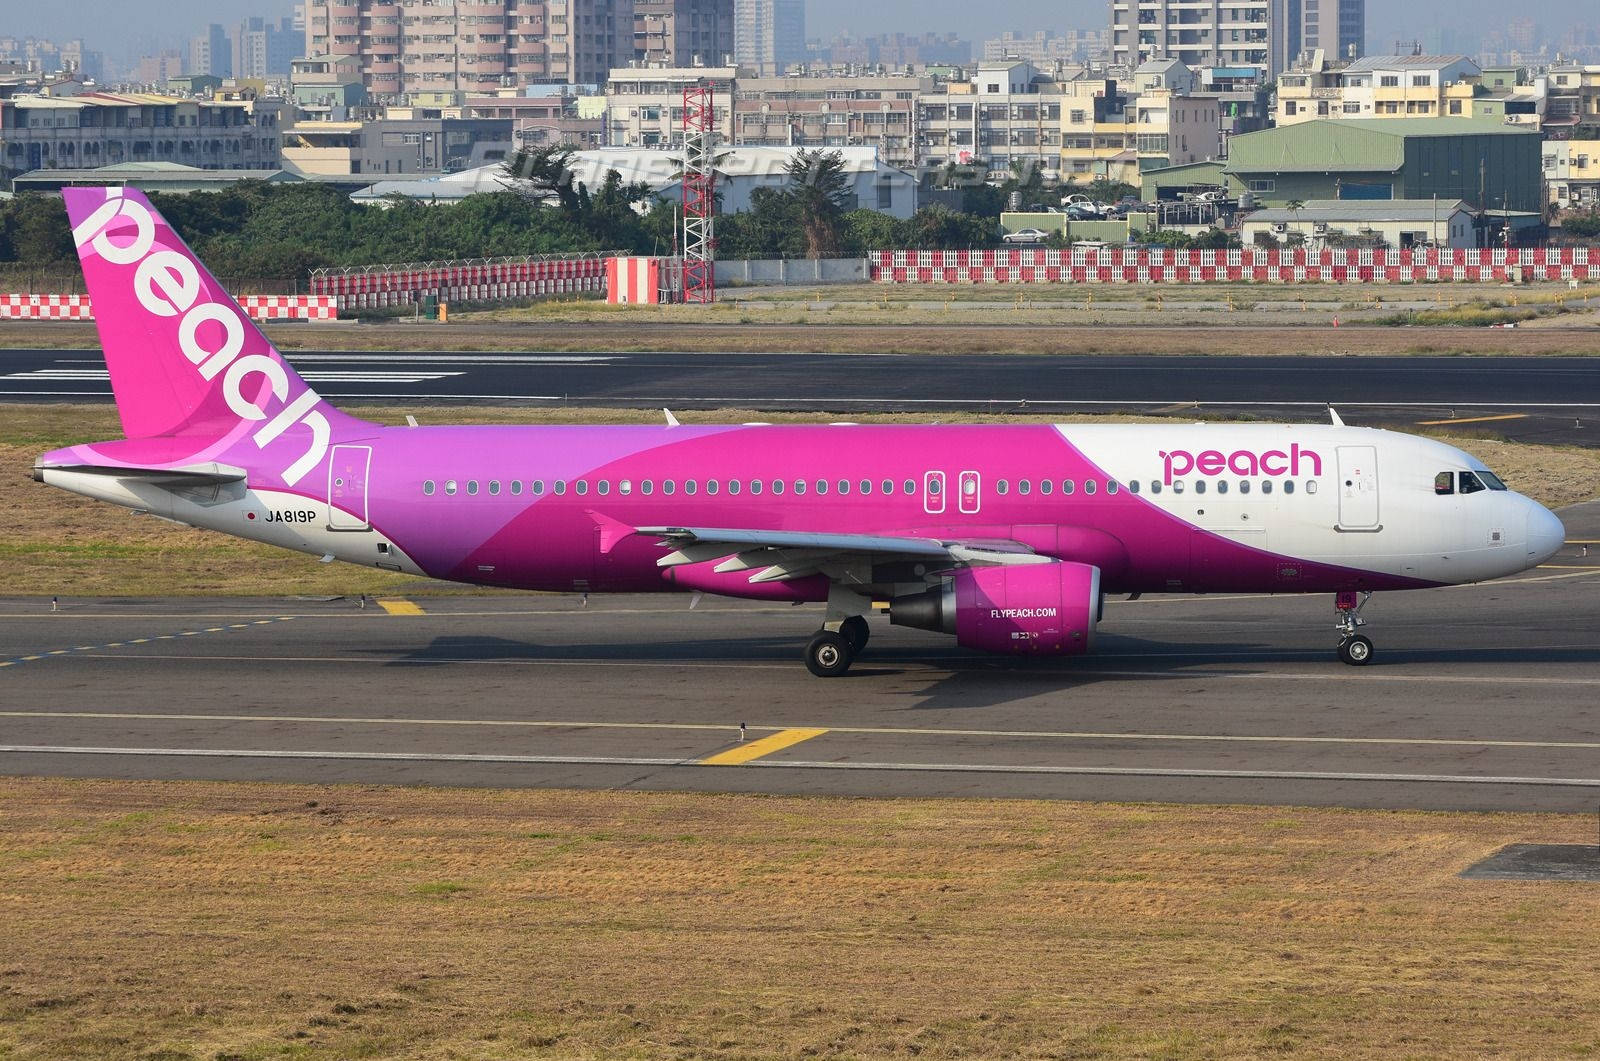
[8,0,1591,64]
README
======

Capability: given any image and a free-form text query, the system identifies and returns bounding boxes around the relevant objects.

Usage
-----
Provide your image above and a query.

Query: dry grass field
[5,404,1598,598]
[1,779,1597,1060]
[4,300,1600,357]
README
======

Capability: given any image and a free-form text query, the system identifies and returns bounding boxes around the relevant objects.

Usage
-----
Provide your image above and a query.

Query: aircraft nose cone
[1528,504,1565,565]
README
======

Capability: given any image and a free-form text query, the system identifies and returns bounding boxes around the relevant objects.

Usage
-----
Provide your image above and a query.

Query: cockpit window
[1434,471,1454,495]
[1458,471,1486,495]
[1478,470,1508,491]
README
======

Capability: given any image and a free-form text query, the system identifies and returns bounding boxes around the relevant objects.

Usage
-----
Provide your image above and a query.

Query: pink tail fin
[62,186,364,487]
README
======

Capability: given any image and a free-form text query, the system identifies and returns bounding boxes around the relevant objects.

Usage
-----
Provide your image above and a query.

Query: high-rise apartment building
[235,16,298,80]
[305,0,637,99]
[1301,0,1363,61]
[1109,0,1298,79]
[190,24,233,79]
[734,0,804,76]
[634,0,733,66]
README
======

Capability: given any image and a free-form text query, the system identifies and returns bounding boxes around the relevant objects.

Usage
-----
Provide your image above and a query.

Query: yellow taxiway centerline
[1414,413,1528,426]
[700,727,829,765]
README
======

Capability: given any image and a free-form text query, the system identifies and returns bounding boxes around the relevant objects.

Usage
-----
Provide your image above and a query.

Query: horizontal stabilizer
[32,461,246,486]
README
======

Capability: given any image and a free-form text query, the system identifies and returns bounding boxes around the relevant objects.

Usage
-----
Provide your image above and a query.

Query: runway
[3,348,1599,445]
[3,504,1597,811]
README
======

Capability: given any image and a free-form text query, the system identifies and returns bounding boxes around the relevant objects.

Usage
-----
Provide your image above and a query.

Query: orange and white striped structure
[1,293,339,321]
[607,256,680,304]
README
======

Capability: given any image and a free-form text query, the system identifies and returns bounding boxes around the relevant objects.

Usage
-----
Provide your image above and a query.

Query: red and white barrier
[310,256,609,311]
[869,248,1596,285]
[607,256,680,305]
[0,294,95,320]
[0,293,339,322]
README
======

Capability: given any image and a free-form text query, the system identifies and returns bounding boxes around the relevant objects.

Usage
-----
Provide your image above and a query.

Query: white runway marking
[0,744,1594,788]
[3,710,1597,750]
[37,651,1600,685]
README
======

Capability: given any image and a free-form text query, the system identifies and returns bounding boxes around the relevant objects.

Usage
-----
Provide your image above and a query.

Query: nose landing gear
[1334,590,1374,666]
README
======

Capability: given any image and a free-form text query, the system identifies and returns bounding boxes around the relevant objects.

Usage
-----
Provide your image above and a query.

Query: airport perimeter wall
[310,256,609,310]
[0,294,338,322]
[869,248,1599,284]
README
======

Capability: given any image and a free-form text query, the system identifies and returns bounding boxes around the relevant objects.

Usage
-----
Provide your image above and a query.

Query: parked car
[1064,203,1103,221]
[1002,227,1050,244]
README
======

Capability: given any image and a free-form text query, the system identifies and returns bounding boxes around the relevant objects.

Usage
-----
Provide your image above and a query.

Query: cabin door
[1336,445,1380,530]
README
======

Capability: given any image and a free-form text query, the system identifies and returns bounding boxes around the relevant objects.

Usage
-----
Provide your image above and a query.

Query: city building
[1545,64,1600,138]
[190,24,233,79]
[634,0,733,67]
[812,33,970,69]
[917,60,1063,177]
[466,90,606,149]
[132,52,187,88]
[1058,78,1135,180]
[1224,118,1543,216]
[1200,65,1272,152]
[733,0,804,76]
[1300,0,1364,62]
[290,54,366,116]
[0,91,282,185]
[235,16,298,80]
[281,115,513,177]
[731,72,926,169]
[11,159,299,193]
[0,36,102,80]
[1275,53,1481,125]
[304,0,637,99]
[604,65,736,148]
[1110,0,1296,80]
[1239,199,1477,248]
[1543,140,1600,210]
[981,30,1105,65]
[1131,89,1221,171]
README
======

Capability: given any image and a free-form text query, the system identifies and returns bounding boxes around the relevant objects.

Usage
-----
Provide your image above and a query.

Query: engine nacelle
[890,561,1101,655]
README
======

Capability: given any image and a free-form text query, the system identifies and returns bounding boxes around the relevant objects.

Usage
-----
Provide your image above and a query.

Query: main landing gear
[805,590,873,677]
[805,615,870,677]
[1334,590,1374,666]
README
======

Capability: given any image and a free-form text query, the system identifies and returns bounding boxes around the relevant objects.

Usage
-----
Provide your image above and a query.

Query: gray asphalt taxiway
[2,504,1597,812]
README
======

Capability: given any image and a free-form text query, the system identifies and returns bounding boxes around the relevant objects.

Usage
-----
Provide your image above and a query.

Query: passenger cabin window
[903,479,916,495]
[1084,480,1097,496]
[575,481,588,496]
[1193,481,1206,495]
[1261,480,1272,495]
[815,479,828,495]
[1459,471,1486,495]
[1019,480,1031,495]
[793,480,806,496]
[1106,481,1119,496]
[859,479,872,494]
[489,480,501,495]
[444,480,458,495]
[1306,481,1318,494]
[1128,480,1141,494]
[1435,472,1455,495]
[881,479,893,494]
[1062,480,1075,495]
[466,480,479,496]
[423,480,436,496]
[838,480,850,495]
[510,480,523,496]
[553,480,566,495]
[749,480,762,495]
[1215,481,1227,495]
[1283,480,1295,495]
[705,480,718,495]
[1040,480,1053,496]
[996,480,1010,495]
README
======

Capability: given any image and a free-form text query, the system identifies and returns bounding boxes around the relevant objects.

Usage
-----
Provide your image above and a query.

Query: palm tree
[785,149,852,259]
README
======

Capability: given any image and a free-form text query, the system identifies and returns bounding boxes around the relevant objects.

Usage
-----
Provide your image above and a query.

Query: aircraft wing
[640,526,1051,584]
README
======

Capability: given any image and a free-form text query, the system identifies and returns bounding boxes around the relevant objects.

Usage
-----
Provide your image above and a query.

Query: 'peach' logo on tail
[72,189,329,485]
[1161,444,1322,485]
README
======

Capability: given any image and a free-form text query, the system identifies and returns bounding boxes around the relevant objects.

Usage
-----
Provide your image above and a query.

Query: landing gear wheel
[839,615,870,655]
[1338,634,1374,666]
[805,631,854,677]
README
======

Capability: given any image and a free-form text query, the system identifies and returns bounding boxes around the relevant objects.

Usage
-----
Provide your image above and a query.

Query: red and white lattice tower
[680,81,716,304]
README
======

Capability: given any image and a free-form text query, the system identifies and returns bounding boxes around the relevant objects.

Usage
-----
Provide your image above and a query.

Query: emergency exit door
[1336,445,1380,530]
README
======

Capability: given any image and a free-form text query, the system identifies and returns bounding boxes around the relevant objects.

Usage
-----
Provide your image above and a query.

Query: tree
[1561,210,1600,237]
[1087,178,1138,204]
[499,145,583,214]
[6,194,75,267]
[785,148,852,258]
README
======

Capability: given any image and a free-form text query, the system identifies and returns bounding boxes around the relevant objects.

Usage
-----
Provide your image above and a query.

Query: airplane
[33,187,1566,676]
